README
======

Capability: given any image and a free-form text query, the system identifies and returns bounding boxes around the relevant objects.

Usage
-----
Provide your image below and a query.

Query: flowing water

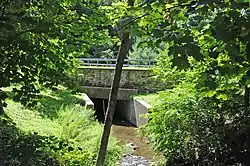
[112,125,154,166]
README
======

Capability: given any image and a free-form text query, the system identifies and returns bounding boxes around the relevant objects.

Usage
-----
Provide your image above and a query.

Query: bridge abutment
[83,86,138,100]
[84,93,151,127]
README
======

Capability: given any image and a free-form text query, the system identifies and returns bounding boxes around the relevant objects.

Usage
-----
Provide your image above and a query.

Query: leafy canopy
[0,0,112,106]
[137,0,250,100]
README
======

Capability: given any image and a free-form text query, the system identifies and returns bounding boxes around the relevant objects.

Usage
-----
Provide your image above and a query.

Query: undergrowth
[0,86,122,166]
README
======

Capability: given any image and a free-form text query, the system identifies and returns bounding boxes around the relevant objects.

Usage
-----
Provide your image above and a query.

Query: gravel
[121,155,151,166]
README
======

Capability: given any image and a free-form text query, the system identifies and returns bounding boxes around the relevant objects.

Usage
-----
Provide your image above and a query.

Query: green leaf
[204,90,217,97]
[216,93,228,100]
[172,55,190,69]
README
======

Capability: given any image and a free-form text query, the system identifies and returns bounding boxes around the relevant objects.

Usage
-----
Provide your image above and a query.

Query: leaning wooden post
[95,32,132,166]
[95,0,134,164]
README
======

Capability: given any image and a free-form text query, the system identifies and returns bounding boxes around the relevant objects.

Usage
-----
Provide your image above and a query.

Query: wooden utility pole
[95,32,132,166]
[95,0,134,164]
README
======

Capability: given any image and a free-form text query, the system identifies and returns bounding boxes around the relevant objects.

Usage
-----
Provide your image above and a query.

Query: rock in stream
[121,155,151,166]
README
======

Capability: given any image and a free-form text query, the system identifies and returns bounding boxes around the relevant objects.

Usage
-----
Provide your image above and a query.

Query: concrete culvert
[90,98,136,127]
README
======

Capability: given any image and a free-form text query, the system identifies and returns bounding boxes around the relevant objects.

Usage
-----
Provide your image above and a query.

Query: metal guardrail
[79,58,156,67]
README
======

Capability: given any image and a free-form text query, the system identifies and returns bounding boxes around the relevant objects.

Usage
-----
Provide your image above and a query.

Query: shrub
[54,105,122,166]
[143,82,250,165]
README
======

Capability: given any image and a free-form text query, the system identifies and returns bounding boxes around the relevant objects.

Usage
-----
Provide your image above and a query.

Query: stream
[111,125,153,166]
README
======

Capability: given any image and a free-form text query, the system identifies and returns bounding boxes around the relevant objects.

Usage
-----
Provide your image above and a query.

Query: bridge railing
[79,58,157,67]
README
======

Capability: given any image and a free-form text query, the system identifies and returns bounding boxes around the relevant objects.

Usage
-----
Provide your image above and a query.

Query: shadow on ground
[33,88,84,119]
[5,87,84,119]
[0,116,60,166]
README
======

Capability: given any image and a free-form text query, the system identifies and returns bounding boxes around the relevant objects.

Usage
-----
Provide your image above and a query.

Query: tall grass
[3,86,122,166]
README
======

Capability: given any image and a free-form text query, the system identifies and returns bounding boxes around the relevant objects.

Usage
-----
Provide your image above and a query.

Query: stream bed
[111,125,153,166]
[121,155,151,166]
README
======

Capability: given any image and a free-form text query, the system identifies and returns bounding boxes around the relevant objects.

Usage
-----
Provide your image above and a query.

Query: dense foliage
[144,0,250,96]
[143,82,250,165]
[0,0,112,106]
[129,37,159,64]
[140,0,250,165]
[1,87,122,166]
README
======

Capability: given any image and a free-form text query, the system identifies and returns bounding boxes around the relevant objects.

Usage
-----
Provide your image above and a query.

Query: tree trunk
[245,42,250,108]
[0,99,4,115]
[244,86,249,108]
[95,32,132,166]
[0,104,4,115]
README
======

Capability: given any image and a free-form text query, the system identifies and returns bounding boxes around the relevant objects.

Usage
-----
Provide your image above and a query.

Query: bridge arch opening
[91,98,136,127]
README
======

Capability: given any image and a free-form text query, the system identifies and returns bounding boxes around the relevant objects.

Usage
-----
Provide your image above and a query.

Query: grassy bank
[135,93,160,106]
[0,86,122,166]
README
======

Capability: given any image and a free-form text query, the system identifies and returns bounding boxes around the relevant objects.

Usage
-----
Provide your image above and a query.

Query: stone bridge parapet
[79,66,159,91]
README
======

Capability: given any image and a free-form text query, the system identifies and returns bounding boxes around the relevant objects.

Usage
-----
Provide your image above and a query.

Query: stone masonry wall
[79,67,162,91]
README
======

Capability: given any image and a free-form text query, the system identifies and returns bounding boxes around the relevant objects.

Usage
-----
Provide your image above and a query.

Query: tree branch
[117,13,150,32]
[15,29,36,36]
[117,1,195,33]
[1,0,10,16]
[2,5,6,16]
